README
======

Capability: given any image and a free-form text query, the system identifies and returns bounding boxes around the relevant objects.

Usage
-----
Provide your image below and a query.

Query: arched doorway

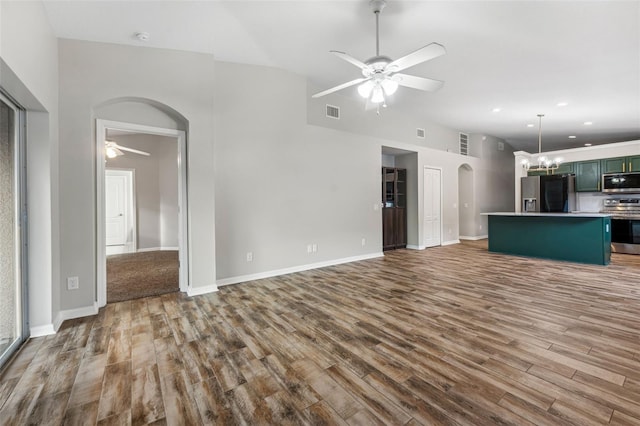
[458,164,474,239]
[94,99,189,306]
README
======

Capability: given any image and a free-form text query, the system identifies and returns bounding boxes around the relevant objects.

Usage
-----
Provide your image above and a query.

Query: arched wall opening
[94,98,189,306]
[458,164,475,238]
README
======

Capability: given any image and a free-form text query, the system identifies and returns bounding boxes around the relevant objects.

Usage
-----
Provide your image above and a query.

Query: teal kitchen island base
[485,213,612,265]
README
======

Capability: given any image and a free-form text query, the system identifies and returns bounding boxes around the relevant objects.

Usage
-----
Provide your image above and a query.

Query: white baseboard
[216,252,384,287]
[53,302,99,332]
[441,239,460,246]
[459,235,488,241]
[187,284,219,297]
[406,245,426,250]
[137,246,179,253]
[30,323,56,337]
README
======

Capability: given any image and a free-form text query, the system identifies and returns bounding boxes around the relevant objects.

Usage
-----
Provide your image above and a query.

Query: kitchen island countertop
[482,212,611,217]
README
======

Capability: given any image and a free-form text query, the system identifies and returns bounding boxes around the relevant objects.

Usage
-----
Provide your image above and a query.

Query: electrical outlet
[312,244,318,253]
[361,238,366,247]
[246,252,253,262]
[307,244,313,254]
[67,276,79,290]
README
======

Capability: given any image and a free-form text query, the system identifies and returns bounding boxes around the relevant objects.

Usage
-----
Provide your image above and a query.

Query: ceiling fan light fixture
[371,85,385,104]
[106,146,121,158]
[358,80,375,98]
[381,78,398,95]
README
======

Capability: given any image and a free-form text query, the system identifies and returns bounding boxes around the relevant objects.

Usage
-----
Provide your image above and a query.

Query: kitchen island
[483,212,612,265]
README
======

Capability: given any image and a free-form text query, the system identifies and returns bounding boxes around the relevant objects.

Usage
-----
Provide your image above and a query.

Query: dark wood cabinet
[382,167,407,250]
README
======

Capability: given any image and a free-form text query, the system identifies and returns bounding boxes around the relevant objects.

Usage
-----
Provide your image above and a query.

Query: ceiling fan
[312,0,446,108]
[105,140,150,159]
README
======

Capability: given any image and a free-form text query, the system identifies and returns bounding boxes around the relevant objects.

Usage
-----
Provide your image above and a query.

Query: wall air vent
[416,128,425,138]
[459,133,469,156]
[326,104,340,119]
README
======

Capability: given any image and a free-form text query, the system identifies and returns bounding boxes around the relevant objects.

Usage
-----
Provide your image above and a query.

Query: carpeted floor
[107,250,179,303]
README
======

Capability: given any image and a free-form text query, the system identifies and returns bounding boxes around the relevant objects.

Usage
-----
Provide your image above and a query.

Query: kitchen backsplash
[577,192,640,212]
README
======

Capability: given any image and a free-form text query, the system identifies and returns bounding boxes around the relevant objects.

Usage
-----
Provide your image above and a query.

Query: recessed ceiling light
[584,143,592,147]
[583,121,593,125]
[492,108,501,113]
[527,124,534,127]
[557,102,568,107]
[568,135,577,139]
[135,32,150,41]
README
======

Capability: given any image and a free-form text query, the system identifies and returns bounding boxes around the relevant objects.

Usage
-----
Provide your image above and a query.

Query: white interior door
[423,167,442,247]
[105,169,134,253]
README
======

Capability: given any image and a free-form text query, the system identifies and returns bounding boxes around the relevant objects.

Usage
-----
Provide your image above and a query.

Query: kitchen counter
[483,212,611,217]
[484,212,611,265]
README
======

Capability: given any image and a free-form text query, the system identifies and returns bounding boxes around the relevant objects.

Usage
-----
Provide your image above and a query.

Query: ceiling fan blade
[393,73,444,92]
[312,77,369,98]
[387,43,446,73]
[330,51,369,70]
[114,144,151,156]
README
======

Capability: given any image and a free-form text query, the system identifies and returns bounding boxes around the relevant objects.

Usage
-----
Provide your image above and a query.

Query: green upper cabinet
[575,160,601,192]
[601,156,640,173]
[628,156,640,172]
[553,162,574,175]
[601,157,626,173]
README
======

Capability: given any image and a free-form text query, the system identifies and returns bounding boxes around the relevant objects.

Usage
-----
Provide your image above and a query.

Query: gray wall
[58,39,216,310]
[308,85,462,154]
[1,1,60,333]
[106,133,178,250]
[215,61,516,281]
[395,153,419,247]
[458,165,475,237]
[3,2,517,325]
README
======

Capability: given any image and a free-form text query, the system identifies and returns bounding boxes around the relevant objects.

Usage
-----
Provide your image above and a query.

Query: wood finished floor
[1,241,640,425]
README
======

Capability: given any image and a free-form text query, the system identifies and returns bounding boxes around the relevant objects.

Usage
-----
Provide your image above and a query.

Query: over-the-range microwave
[602,172,640,193]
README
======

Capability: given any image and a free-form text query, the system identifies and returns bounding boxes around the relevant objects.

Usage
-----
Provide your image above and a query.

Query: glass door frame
[0,89,29,369]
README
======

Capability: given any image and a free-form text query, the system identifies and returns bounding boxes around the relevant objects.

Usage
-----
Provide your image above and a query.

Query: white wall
[1,1,60,335]
[58,39,216,311]
[106,134,178,250]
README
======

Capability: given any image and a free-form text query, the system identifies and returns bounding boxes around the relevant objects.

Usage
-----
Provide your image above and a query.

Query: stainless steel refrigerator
[521,174,576,213]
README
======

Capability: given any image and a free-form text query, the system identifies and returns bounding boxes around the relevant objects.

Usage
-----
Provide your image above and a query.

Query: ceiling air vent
[416,128,425,138]
[459,133,469,156]
[326,104,340,119]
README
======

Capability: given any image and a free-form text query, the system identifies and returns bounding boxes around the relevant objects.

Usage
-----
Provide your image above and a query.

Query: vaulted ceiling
[42,1,640,152]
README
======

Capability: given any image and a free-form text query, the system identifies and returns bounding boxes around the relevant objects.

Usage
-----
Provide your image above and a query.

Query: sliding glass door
[0,91,27,369]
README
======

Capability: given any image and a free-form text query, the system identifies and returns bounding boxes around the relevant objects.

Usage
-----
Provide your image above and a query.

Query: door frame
[96,119,188,307]
[105,168,136,254]
[422,166,444,248]
[0,90,29,368]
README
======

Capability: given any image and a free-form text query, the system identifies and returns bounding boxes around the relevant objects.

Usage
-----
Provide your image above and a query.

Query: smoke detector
[135,32,150,41]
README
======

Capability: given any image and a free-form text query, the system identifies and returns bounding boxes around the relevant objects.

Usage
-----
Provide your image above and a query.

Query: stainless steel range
[601,198,640,254]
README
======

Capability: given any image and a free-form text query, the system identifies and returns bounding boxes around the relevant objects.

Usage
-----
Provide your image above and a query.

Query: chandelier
[521,114,563,173]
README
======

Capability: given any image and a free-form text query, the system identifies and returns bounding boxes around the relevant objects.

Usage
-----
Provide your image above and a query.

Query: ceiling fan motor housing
[362,55,392,77]
[370,0,386,14]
